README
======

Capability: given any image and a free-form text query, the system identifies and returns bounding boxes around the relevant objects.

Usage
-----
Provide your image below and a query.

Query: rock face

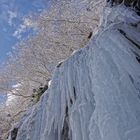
[107,0,140,15]
[8,6,140,140]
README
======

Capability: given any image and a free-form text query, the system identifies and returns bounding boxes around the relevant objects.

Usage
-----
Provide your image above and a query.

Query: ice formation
[8,6,140,140]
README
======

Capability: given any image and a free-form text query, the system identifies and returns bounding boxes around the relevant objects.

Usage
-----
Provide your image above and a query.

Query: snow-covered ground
[8,6,140,140]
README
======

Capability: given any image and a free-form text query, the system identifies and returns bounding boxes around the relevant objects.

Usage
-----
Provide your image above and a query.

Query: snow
[9,6,140,140]
[6,84,21,106]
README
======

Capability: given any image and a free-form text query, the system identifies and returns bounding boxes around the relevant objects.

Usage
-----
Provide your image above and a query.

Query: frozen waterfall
[9,6,140,140]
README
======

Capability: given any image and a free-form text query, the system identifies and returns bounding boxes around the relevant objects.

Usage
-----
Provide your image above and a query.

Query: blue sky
[0,0,50,65]
[0,94,6,104]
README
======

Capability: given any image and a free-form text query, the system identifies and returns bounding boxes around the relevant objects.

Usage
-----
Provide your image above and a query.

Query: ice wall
[9,6,140,140]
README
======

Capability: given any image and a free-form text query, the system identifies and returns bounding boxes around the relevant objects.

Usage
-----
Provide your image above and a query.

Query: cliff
[8,5,140,140]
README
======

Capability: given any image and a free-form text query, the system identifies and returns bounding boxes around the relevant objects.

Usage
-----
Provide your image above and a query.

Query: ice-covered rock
[8,6,140,140]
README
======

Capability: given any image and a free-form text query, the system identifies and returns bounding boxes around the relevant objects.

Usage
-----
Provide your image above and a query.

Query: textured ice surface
[9,6,140,140]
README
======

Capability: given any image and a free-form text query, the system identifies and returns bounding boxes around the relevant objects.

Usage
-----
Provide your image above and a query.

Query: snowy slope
[8,6,140,140]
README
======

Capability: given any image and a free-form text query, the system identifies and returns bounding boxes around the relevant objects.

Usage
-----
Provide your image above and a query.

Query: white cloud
[23,18,33,27]
[13,17,37,39]
[13,24,26,39]
[8,10,17,26]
